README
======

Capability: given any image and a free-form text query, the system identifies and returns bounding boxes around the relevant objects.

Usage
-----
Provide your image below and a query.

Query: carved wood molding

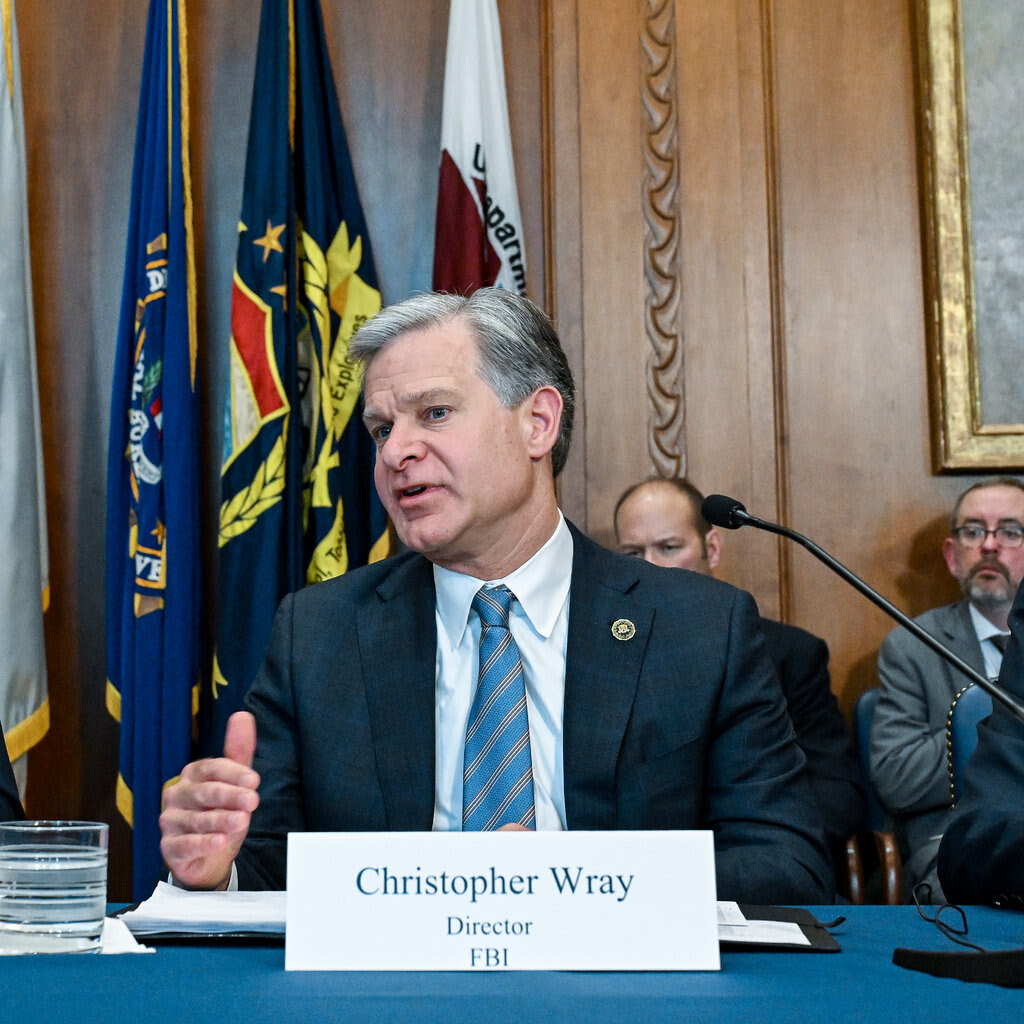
[642,0,684,477]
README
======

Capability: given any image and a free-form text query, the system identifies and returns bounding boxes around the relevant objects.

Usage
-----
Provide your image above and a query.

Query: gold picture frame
[916,0,1024,470]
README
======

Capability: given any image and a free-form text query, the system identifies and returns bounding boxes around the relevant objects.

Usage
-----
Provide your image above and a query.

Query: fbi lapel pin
[611,618,636,641]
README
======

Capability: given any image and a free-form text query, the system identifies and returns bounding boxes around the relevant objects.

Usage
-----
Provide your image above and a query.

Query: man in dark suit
[160,289,833,904]
[938,578,1024,904]
[1,726,25,821]
[613,476,866,871]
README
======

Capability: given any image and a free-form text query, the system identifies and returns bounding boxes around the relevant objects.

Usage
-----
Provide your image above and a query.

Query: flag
[211,0,388,749]
[0,0,49,776]
[433,0,526,295]
[105,0,201,900]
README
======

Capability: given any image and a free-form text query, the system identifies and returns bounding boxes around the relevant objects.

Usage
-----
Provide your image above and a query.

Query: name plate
[285,830,719,971]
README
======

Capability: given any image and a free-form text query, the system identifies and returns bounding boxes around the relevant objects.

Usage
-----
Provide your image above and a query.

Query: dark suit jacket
[939,581,1024,904]
[1,720,25,821]
[758,618,866,851]
[238,526,833,904]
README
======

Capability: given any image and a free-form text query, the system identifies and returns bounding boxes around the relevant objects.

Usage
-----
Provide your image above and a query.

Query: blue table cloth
[2,906,1022,1023]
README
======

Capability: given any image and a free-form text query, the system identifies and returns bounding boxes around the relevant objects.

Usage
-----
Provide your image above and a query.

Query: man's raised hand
[159,711,260,890]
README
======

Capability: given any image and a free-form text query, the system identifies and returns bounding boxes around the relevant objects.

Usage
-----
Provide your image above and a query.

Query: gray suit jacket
[870,601,986,895]
[237,526,833,904]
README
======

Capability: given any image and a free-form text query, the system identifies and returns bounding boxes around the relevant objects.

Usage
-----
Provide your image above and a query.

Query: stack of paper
[119,884,818,950]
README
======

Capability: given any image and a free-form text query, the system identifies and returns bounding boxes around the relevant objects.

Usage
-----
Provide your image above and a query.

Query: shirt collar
[434,512,573,650]
[968,601,1009,644]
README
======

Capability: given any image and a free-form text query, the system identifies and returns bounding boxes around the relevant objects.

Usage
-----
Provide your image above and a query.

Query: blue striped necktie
[463,585,536,830]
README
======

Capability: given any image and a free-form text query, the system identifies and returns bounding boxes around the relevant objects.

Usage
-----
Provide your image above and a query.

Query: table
[2,906,1022,1022]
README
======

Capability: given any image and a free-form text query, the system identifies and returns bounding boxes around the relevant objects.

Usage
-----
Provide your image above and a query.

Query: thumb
[223,711,257,768]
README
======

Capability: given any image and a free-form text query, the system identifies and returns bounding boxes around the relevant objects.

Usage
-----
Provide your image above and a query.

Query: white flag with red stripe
[433,0,526,296]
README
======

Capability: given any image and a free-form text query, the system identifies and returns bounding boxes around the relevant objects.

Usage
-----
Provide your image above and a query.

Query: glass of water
[0,821,109,954]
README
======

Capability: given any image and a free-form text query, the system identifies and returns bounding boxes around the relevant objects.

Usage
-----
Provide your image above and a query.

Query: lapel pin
[611,618,636,641]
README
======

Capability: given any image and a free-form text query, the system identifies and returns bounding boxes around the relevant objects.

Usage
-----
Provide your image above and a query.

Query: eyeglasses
[912,883,988,952]
[952,523,1024,548]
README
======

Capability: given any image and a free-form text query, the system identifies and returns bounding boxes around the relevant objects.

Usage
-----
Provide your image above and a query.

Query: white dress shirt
[431,514,573,831]
[969,602,1010,680]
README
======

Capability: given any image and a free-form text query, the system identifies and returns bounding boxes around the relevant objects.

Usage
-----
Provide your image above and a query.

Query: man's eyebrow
[959,517,1024,525]
[365,387,458,413]
[407,387,459,405]
[362,388,461,425]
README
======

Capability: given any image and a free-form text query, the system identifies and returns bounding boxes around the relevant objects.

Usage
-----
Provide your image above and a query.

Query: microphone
[700,494,1024,723]
[701,494,764,531]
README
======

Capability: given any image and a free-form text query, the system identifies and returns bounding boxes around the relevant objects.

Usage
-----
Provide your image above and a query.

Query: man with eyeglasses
[871,477,1024,901]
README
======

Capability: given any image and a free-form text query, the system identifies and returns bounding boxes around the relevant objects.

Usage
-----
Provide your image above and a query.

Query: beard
[962,560,1013,609]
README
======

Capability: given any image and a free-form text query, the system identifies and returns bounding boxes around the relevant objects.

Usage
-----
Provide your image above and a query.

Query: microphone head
[701,494,748,530]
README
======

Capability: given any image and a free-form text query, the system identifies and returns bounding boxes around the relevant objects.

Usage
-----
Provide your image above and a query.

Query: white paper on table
[716,901,748,926]
[119,881,286,936]
[119,886,807,947]
[101,916,155,953]
[716,901,810,946]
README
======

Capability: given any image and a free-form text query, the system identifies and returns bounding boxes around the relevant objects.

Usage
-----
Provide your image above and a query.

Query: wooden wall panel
[572,5,648,543]
[551,0,993,715]
[543,0,587,526]
[672,0,786,617]
[771,0,971,713]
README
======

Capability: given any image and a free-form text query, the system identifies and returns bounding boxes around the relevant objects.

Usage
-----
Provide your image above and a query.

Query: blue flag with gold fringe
[211,0,388,749]
[105,0,201,900]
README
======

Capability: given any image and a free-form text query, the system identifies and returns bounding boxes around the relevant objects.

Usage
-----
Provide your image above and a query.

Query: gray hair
[350,289,576,477]
[951,476,1024,531]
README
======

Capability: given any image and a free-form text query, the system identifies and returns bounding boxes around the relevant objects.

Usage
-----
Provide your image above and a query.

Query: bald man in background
[615,477,866,879]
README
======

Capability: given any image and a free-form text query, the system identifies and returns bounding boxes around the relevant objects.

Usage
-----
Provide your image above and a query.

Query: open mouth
[401,485,429,498]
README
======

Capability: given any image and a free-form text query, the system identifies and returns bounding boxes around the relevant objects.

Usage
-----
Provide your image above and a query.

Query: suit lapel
[563,528,652,829]
[942,602,988,677]
[357,555,437,829]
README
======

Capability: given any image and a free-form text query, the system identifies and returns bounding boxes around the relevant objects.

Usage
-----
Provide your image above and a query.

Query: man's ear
[705,528,722,572]
[942,536,958,577]
[524,385,563,461]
